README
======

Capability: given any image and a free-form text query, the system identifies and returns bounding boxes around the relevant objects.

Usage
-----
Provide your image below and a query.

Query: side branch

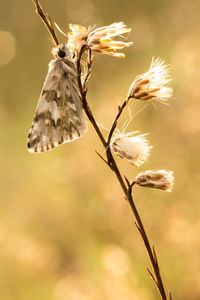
[107,96,131,146]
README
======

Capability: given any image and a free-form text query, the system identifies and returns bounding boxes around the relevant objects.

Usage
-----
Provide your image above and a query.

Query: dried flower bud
[67,22,133,57]
[110,132,152,167]
[135,170,174,192]
[129,57,173,102]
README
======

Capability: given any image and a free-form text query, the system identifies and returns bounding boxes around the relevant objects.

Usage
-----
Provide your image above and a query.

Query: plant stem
[76,49,107,148]
[33,2,171,299]
[76,49,169,300]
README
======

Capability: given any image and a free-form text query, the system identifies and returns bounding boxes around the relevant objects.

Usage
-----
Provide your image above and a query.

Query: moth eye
[57,49,65,58]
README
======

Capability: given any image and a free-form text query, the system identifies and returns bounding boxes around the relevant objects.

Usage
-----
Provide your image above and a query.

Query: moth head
[52,44,71,60]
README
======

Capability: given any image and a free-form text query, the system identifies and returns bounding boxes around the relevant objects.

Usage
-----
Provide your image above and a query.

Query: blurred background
[0,0,200,299]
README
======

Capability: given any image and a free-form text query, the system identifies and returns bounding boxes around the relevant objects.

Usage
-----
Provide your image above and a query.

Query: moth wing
[28,59,87,153]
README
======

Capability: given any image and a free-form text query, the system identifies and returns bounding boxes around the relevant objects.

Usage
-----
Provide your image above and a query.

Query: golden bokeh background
[1,0,200,299]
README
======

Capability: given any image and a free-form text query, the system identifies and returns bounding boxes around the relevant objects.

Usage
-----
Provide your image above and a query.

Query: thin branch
[106,97,131,146]
[130,180,136,189]
[135,221,142,234]
[124,175,131,188]
[153,245,159,266]
[147,267,159,287]
[33,0,60,46]
[95,150,109,166]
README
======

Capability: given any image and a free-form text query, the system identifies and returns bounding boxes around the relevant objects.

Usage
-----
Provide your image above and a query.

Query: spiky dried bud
[129,58,173,102]
[67,22,133,57]
[135,170,174,192]
[110,132,152,167]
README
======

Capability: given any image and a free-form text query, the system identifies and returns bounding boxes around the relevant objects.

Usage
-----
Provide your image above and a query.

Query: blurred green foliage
[0,0,200,299]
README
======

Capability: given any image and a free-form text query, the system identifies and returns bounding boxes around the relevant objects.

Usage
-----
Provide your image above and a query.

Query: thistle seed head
[110,131,152,167]
[129,57,173,102]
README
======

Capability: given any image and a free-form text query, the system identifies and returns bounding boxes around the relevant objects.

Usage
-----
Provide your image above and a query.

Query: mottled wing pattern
[28,59,87,153]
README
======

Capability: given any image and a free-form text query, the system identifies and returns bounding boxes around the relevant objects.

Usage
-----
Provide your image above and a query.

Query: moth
[28,1,87,153]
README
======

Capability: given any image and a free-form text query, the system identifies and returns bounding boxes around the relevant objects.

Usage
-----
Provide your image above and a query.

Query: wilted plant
[30,1,175,299]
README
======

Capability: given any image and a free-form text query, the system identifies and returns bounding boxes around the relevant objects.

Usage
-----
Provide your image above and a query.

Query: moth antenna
[33,0,60,46]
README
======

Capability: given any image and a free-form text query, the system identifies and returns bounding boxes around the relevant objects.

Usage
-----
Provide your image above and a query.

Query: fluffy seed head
[129,57,173,102]
[135,170,174,192]
[67,22,133,57]
[110,131,152,167]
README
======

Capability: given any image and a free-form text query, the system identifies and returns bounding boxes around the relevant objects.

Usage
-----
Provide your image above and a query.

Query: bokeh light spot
[102,244,130,276]
[0,31,15,67]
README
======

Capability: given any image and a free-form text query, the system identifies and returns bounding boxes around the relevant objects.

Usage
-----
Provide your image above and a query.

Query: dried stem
[83,49,93,91]
[76,48,107,149]
[76,48,170,300]
[33,2,171,299]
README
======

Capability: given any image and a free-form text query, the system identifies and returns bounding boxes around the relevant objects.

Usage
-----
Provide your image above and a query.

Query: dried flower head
[110,132,152,167]
[129,57,173,102]
[67,22,133,57]
[67,24,88,52]
[135,170,174,192]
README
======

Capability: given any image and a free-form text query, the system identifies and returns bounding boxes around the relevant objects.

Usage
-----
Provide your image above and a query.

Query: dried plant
[30,1,175,299]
